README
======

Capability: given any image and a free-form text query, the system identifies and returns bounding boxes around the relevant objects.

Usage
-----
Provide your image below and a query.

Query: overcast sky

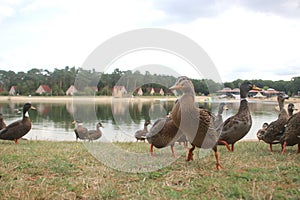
[0,0,300,82]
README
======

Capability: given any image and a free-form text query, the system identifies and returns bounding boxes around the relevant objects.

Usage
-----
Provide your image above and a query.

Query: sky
[0,0,300,82]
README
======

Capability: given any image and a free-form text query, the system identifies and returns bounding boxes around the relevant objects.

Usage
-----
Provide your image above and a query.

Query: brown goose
[262,93,289,151]
[169,76,221,170]
[214,102,228,129]
[73,120,89,141]
[217,81,261,151]
[280,110,300,154]
[0,103,36,144]
[146,115,183,157]
[0,113,6,130]
[134,120,151,142]
[88,122,103,141]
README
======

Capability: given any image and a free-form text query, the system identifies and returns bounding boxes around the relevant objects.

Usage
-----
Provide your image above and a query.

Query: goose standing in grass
[0,113,6,130]
[0,103,36,144]
[88,122,103,141]
[73,120,89,141]
[146,114,183,157]
[280,110,300,154]
[169,76,221,170]
[134,120,151,142]
[262,93,289,152]
[217,81,261,151]
[214,102,228,129]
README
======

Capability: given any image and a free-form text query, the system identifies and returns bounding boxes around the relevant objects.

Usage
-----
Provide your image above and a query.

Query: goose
[214,102,228,129]
[146,114,183,157]
[73,120,89,141]
[256,122,269,141]
[88,122,103,141]
[134,120,151,142]
[0,103,36,144]
[262,93,289,151]
[280,110,300,154]
[217,81,261,151]
[287,103,297,117]
[169,76,221,170]
[0,113,6,130]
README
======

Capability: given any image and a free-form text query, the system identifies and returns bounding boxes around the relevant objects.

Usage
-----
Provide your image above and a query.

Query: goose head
[23,103,36,117]
[288,103,297,116]
[240,81,261,99]
[169,76,195,95]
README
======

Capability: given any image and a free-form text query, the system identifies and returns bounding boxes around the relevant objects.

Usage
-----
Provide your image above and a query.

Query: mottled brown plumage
[170,76,221,169]
[146,116,183,157]
[0,103,36,144]
[0,113,6,130]
[262,93,289,151]
[280,105,300,154]
[217,81,261,151]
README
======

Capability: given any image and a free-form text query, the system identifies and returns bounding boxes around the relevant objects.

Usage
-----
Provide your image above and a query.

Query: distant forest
[0,66,300,96]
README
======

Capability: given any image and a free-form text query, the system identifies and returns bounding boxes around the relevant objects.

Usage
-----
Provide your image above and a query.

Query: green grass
[0,140,299,199]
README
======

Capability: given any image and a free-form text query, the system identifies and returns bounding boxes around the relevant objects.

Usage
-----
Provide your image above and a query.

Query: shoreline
[1,95,300,103]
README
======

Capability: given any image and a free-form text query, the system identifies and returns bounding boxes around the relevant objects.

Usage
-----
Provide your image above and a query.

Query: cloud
[152,0,300,23]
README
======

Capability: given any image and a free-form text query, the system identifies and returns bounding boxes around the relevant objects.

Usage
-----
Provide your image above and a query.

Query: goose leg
[186,144,195,161]
[231,143,235,152]
[14,139,18,144]
[170,144,176,157]
[282,142,287,154]
[298,144,300,153]
[213,145,222,170]
[218,140,231,151]
[269,144,273,152]
[150,144,155,156]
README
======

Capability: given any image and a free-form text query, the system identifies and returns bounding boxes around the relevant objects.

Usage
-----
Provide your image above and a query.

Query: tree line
[0,67,299,96]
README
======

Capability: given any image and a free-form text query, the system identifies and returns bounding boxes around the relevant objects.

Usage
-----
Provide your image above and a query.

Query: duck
[213,102,228,128]
[287,103,297,117]
[169,76,221,170]
[146,114,183,157]
[0,103,36,144]
[88,122,103,141]
[256,122,269,141]
[280,110,300,154]
[217,81,261,151]
[262,93,289,152]
[0,113,6,130]
[73,120,89,141]
[134,120,151,142]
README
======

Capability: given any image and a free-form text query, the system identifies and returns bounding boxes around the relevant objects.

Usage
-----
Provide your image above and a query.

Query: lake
[0,98,282,142]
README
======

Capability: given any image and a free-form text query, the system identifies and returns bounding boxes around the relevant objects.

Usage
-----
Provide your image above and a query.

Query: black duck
[217,81,261,151]
[0,103,36,144]
[134,120,151,142]
[170,76,221,170]
[262,93,289,151]
[73,120,89,141]
[88,122,103,141]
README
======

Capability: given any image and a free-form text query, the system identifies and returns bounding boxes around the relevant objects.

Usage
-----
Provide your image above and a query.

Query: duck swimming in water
[217,81,261,151]
[0,103,36,144]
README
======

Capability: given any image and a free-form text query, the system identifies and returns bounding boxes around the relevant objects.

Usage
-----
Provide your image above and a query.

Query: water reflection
[0,100,281,142]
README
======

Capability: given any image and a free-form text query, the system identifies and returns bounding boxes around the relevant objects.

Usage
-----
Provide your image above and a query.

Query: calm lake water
[0,99,282,142]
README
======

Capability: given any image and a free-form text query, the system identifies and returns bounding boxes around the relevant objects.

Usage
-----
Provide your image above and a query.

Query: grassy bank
[0,140,299,199]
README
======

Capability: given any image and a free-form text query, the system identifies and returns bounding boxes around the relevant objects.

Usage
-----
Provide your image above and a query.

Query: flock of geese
[0,76,299,169]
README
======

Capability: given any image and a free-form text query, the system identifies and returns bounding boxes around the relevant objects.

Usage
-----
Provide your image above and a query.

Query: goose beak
[30,106,36,110]
[72,120,76,124]
[169,84,182,90]
[252,85,262,91]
